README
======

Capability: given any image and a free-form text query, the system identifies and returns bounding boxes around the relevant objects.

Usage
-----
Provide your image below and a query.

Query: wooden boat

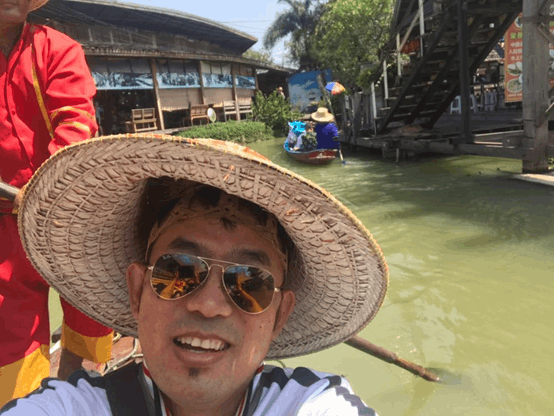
[283,141,337,165]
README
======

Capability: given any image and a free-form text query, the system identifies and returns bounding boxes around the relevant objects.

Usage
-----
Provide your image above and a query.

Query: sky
[118,0,290,65]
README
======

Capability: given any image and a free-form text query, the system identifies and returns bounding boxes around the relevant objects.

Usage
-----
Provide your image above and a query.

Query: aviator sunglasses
[147,253,281,314]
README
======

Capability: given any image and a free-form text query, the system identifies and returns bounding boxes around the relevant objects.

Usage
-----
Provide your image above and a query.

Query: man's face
[126,216,295,413]
[0,0,31,25]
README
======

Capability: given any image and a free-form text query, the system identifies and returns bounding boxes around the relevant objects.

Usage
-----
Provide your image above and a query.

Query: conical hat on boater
[17,134,389,360]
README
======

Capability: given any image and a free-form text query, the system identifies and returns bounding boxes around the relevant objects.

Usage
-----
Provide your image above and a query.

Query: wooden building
[30,0,291,133]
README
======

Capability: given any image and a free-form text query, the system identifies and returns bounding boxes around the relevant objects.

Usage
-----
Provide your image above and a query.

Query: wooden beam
[535,22,554,46]
[198,60,206,105]
[538,0,551,14]
[254,67,259,91]
[521,14,554,23]
[232,64,240,121]
[522,0,550,172]
[149,58,165,131]
[457,0,472,144]
[465,6,522,16]
[428,142,525,159]
[396,34,402,78]
[383,58,389,100]
[398,10,421,54]
[418,0,425,55]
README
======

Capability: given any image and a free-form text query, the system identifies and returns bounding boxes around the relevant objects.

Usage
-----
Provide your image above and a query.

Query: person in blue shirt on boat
[287,121,318,152]
[311,107,340,150]
[286,120,306,150]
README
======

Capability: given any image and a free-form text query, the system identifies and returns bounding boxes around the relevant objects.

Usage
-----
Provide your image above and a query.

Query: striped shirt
[0,364,377,416]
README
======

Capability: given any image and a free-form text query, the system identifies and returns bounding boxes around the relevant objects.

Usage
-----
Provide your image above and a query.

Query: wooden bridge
[338,0,553,173]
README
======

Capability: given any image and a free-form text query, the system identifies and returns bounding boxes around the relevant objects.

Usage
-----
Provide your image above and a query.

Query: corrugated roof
[32,0,257,53]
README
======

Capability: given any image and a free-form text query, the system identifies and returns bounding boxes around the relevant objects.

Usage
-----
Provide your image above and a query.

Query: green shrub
[252,91,302,136]
[176,120,273,144]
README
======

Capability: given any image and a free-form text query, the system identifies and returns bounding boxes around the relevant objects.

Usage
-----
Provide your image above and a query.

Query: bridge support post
[522,0,550,173]
[457,0,473,144]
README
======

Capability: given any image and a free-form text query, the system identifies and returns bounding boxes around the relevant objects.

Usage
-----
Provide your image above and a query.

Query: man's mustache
[170,314,239,344]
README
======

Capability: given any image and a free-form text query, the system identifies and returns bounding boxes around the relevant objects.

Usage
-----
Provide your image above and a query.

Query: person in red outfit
[0,0,113,406]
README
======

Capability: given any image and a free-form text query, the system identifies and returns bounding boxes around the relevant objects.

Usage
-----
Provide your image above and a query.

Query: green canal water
[49,137,554,415]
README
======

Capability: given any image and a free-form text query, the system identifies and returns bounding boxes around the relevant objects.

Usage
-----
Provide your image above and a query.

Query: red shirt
[0,24,110,367]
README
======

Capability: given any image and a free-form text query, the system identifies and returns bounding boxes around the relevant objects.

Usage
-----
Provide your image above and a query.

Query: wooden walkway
[514,172,554,187]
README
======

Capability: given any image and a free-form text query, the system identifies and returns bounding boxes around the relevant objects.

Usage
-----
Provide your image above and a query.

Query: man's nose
[184,264,234,318]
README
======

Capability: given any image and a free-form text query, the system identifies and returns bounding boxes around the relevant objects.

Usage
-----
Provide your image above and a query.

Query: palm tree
[263,0,327,69]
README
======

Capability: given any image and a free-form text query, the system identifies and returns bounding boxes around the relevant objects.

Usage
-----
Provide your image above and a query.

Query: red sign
[504,15,523,102]
[504,14,554,102]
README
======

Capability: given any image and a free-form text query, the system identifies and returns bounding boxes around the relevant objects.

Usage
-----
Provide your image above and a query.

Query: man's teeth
[175,336,226,351]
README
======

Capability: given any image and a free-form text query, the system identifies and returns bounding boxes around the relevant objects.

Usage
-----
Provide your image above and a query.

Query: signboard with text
[504,14,554,103]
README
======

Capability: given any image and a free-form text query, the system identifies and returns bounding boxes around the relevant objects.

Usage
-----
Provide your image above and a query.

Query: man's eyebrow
[231,248,271,267]
[167,238,271,266]
[167,238,202,253]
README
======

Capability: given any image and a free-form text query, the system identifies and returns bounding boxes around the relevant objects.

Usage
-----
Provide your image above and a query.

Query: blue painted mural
[287,69,333,112]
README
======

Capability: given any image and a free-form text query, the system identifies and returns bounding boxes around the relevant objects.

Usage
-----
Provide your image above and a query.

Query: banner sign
[89,58,153,90]
[504,15,523,102]
[504,14,554,103]
[235,76,256,89]
[202,73,233,88]
[156,59,200,89]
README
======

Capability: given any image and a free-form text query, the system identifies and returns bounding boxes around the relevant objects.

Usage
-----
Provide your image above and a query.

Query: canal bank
[47,137,553,415]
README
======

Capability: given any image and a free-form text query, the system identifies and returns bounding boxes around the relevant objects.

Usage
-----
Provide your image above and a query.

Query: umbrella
[325,81,345,95]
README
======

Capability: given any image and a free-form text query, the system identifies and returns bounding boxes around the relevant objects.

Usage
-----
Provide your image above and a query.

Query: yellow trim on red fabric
[51,106,95,122]
[58,121,91,135]
[0,344,49,407]
[61,322,113,363]
[31,44,54,140]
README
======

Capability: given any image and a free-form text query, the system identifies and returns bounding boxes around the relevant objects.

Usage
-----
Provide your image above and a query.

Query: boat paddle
[337,141,345,165]
[0,181,19,202]
[346,335,441,382]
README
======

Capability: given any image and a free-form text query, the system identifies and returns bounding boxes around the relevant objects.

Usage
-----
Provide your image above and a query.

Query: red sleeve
[44,35,98,155]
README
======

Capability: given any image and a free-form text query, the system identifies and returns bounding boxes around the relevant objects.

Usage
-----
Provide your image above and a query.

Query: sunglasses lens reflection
[150,254,208,299]
[150,254,276,313]
[223,266,275,313]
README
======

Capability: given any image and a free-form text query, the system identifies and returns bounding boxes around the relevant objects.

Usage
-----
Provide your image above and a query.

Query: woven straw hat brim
[311,110,335,123]
[30,0,48,11]
[19,134,388,360]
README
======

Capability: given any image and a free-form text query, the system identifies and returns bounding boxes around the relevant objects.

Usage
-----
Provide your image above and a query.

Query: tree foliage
[263,0,327,69]
[242,49,274,66]
[252,91,302,136]
[312,0,393,89]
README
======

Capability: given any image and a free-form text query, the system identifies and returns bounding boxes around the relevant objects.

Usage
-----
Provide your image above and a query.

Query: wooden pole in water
[346,336,441,382]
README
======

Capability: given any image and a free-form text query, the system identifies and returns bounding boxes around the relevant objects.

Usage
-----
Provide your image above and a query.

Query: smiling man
[1,135,389,416]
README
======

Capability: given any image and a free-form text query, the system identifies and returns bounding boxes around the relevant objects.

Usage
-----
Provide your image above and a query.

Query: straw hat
[311,107,335,123]
[30,0,48,11]
[18,134,388,360]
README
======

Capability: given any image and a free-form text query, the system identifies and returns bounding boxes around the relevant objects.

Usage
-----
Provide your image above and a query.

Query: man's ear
[272,290,295,341]
[126,262,147,319]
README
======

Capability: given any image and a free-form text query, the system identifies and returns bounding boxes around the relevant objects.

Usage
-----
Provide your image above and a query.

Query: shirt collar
[141,361,262,416]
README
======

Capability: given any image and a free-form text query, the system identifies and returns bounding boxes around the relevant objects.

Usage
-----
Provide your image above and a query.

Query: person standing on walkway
[0,0,113,406]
